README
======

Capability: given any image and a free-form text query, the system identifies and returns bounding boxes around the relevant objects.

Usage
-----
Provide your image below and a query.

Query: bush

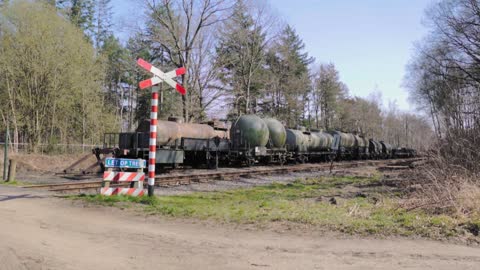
[406,144,480,218]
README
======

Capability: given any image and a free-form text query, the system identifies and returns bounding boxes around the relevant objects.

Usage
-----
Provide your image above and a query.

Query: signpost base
[148,184,154,196]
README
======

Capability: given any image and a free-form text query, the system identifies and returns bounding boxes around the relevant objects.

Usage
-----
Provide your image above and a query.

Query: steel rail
[22,158,421,192]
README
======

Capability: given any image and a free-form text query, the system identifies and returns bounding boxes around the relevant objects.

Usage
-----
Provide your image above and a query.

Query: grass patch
[71,176,478,239]
[71,193,159,207]
[0,180,25,186]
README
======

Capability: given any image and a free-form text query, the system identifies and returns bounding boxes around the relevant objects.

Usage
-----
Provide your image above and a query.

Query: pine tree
[264,25,313,127]
[94,0,113,49]
[215,0,268,117]
[313,63,347,130]
[57,0,95,37]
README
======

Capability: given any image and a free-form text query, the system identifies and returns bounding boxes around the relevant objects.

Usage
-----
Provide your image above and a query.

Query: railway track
[23,158,422,193]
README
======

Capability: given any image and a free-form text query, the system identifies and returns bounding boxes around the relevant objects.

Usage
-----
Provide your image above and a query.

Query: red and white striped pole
[147,86,159,196]
[136,58,186,197]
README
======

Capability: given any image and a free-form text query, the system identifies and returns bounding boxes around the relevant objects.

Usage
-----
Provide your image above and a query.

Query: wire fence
[0,128,103,155]
[0,142,101,155]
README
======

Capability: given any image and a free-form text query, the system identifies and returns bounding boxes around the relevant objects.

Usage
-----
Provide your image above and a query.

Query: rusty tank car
[136,118,228,145]
[99,114,415,171]
[115,117,230,169]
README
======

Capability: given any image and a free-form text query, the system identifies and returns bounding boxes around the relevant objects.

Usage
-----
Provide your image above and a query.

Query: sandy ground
[1,186,480,270]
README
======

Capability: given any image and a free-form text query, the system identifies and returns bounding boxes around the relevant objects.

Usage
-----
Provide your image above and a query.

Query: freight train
[99,115,416,170]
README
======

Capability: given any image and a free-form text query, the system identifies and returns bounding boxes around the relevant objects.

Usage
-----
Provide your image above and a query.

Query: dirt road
[0,186,479,270]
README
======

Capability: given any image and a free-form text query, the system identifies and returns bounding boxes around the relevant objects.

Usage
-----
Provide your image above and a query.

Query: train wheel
[296,155,306,164]
[207,153,219,170]
[245,158,255,167]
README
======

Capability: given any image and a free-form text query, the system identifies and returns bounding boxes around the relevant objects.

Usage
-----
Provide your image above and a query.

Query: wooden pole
[3,124,9,181]
[7,158,16,182]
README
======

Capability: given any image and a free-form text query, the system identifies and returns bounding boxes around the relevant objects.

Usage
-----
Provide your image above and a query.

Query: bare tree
[144,0,233,122]
[188,30,226,120]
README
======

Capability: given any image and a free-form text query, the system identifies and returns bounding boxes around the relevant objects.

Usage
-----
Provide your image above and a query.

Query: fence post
[7,158,16,182]
[3,125,8,181]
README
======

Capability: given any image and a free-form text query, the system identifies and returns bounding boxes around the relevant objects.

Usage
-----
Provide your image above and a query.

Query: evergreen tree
[312,63,347,130]
[264,25,313,127]
[57,0,95,37]
[215,0,268,118]
[94,0,113,49]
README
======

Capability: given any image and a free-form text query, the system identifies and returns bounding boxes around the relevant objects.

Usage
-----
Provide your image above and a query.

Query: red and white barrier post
[101,158,146,197]
[147,86,159,196]
[137,58,186,196]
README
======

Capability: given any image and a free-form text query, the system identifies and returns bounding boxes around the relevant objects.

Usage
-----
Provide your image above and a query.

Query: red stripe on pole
[150,132,156,139]
[176,84,186,95]
[149,158,156,164]
[151,106,158,113]
[176,67,186,76]
[151,119,157,125]
[137,58,153,71]
[148,171,155,178]
[139,79,153,89]
[149,145,156,152]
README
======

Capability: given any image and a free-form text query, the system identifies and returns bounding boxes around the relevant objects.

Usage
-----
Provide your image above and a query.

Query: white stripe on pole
[148,178,154,186]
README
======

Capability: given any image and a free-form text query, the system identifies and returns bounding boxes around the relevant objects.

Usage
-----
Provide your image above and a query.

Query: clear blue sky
[113,0,435,111]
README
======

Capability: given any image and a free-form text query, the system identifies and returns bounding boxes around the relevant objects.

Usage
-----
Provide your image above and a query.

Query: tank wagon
[107,117,230,169]
[392,147,416,158]
[369,139,383,159]
[100,114,415,170]
[330,131,356,160]
[380,141,393,159]
[229,115,287,166]
[286,129,336,163]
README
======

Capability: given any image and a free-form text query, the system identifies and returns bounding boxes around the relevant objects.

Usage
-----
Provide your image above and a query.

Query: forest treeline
[405,0,480,171]
[404,0,480,215]
[0,0,431,153]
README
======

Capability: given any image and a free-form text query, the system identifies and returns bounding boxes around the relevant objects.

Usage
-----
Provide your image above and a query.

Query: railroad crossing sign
[137,58,186,95]
[136,58,187,197]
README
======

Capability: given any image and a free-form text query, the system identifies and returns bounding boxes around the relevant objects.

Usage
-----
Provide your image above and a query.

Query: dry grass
[404,151,480,220]
[0,150,96,174]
